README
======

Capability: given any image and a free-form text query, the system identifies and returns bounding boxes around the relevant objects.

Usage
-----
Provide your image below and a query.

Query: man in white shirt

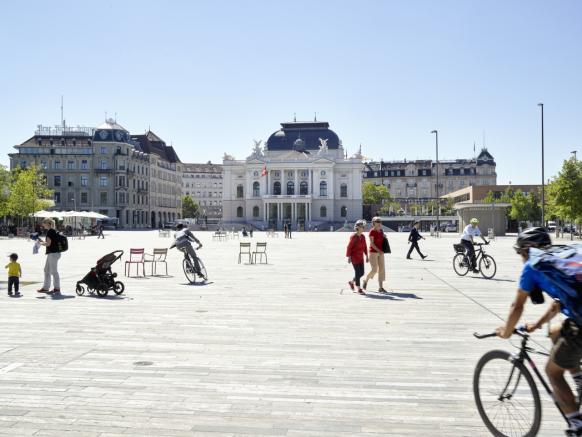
[461,218,488,273]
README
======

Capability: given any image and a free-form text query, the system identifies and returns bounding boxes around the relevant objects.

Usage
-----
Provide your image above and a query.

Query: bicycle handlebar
[474,326,528,340]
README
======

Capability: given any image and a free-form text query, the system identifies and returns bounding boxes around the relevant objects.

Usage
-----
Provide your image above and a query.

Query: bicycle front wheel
[197,258,208,281]
[183,258,196,284]
[473,350,541,437]
[480,254,497,279]
[453,253,469,276]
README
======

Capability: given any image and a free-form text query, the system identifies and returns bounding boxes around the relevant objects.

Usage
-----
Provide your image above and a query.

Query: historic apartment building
[182,162,223,221]
[222,120,363,229]
[363,148,497,203]
[9,119,182,228]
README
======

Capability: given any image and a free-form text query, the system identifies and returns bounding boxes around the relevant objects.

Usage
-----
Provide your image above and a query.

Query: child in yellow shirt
[5,253,21,296]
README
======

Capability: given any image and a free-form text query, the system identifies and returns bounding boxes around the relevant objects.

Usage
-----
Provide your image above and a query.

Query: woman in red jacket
[346,219,369,295]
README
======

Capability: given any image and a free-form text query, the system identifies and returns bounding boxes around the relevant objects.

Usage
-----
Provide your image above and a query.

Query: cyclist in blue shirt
[497,227,582,435]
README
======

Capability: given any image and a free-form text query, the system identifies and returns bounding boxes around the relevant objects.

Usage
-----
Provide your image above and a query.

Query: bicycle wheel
[453,253,469,276]
[474,350,541,437]
[197,258,208,282]
[182,258,196,284]
[479,255,497,279]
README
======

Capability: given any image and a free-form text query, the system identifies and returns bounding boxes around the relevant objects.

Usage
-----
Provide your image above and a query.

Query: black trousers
[407,241,424,258]
[8,276,19,293]
[352,263,365,287]
[461,239,476,268]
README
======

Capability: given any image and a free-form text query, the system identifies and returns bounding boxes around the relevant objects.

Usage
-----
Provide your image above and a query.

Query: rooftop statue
[251,139,264,157]
[222,152,235,161]
[317,138,329,155]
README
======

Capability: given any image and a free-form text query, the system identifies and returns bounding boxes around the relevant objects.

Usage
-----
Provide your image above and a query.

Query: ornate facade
[222,121,363,229]
[9,120,182,228]
[363,148,497,202]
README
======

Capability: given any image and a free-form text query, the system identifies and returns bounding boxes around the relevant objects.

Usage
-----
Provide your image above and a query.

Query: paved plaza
[0,230,574,436]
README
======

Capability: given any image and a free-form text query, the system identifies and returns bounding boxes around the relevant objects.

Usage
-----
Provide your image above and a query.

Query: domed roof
[266,121,340,151]
[96,118,128,132]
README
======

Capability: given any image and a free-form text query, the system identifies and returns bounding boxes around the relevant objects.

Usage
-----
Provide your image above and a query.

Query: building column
[294,170,298,195]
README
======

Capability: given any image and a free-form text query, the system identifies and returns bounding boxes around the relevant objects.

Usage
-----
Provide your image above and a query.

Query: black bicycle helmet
[515,227,552,250]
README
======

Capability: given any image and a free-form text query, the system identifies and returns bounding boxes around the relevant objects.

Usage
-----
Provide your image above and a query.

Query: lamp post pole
[572,150,578,161]
[538,103,545,226]
[431,130,439,237]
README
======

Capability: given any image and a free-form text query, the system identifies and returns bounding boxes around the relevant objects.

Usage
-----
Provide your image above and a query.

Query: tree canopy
[182,195,200,218]
[362,182,392,205]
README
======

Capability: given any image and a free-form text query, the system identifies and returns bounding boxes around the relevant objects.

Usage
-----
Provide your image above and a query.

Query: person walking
[407,221,427,259]
[97,222,105,239]
[288,223,292,239]
[363,217,387,293]
[283,223,289,238]
[346,220,368,295]
[5,253,22,296]
[37,218,62,294]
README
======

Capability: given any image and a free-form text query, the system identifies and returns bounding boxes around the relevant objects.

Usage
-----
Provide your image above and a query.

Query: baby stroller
[76,250,124,297]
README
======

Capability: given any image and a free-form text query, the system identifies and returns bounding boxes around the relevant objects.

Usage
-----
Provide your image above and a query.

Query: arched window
[273,181,281,195]
[253,206,259,217]
[319,181,327,197]
[300,181,308,195]
[320,206,327,218]
[236,185,243,198]
[236,206,243,217]
[253,181,260,197]
[340,206,347,217]
[287,181,294,195]
[340,183,348,198]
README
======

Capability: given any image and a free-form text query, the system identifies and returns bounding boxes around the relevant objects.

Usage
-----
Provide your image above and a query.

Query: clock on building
[98,130,108,140]
[115,131,123,141]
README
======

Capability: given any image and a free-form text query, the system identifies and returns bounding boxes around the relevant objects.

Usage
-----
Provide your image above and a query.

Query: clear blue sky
[1,0,580,184]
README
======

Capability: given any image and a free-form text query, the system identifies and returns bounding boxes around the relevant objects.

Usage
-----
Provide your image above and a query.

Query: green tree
[362,182,392,205]
[0,165,10,217]
[509,190,541,225]
[7,165,52,220]
[547,158,582,232]
[182,195,199,218]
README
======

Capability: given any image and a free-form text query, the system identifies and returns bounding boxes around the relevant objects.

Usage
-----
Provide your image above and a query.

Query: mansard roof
[131,130,181,163]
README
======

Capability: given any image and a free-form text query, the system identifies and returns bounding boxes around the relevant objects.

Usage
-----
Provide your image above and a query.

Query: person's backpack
[530,244,582,303]
[54,231,68,253]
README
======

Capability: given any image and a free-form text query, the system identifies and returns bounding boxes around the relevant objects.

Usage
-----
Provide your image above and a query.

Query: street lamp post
[431,130,439,237]
[572,150,578,161]
[538,103,545,226]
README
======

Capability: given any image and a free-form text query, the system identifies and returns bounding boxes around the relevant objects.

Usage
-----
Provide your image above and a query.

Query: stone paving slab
[0,230,576,436]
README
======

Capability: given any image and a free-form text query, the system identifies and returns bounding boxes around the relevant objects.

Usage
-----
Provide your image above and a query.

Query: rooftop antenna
[114,112,117,123]
[105,111,108,122]
[314,112,317,122]
[473,141,476,159]
[60,95,64,128]
[294,112,296,122]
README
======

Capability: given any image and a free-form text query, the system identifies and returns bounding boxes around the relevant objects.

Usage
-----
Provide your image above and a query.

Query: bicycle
[453,242,497,279]
[170,244,208,284]
[473,328,571,436]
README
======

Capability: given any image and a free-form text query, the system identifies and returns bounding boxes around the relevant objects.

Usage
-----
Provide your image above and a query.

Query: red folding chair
[125,248,145,277]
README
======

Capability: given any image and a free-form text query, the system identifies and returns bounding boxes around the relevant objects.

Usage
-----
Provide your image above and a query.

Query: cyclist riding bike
[173,224,203,277]
[460,217,488,273]
[496,227,582,436]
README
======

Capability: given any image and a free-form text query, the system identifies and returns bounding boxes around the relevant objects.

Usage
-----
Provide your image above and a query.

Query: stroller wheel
[113,281,125,295]
[75,284,86,296]
[96,287,108,297]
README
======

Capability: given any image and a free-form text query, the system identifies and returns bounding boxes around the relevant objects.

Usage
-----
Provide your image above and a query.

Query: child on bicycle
[174,224,203,276]
[496,227,582,436]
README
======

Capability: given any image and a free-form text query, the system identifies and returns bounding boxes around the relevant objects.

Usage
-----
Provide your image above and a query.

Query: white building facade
[222,121,363,230]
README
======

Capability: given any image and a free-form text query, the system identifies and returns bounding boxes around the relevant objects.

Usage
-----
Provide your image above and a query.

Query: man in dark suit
[407,222,427,259]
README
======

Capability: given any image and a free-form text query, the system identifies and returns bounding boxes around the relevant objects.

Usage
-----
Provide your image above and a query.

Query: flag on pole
[261,165,267,177]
